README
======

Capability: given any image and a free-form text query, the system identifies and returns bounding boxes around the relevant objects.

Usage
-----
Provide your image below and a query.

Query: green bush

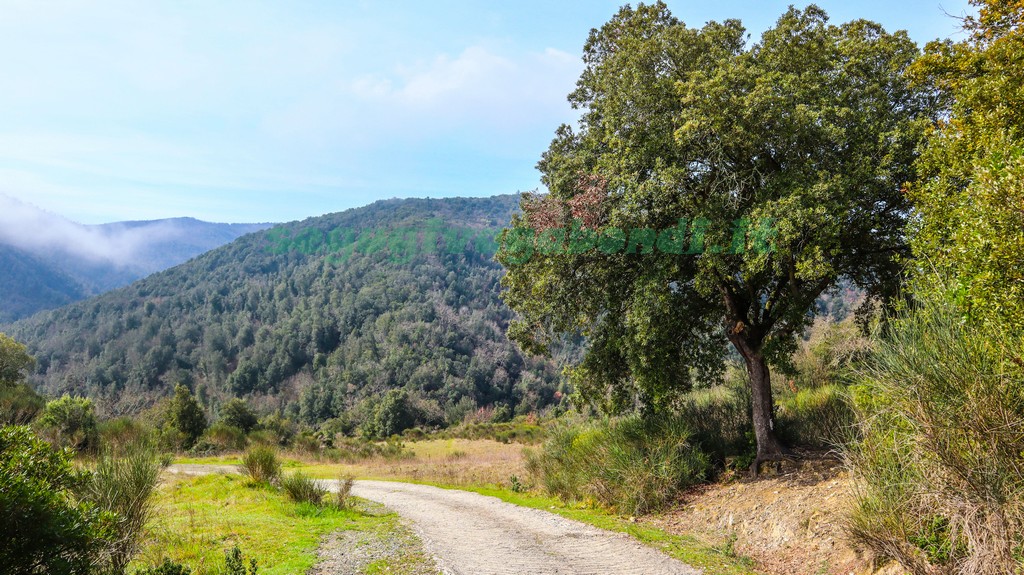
[220,398,258,433]
[280,472,327,505]
[239,446,281,485]
[223,545,259,575]
[167,384,207,450]
[195,422,247,453]
[80,442,163,574]
[37,395,99,452]
[98,417,156,453]
[0,425,110,574]
[0,383,45,425]
[134,558,193,575]
[847,298,1024,574]
[526,414,709,514]
[362,390,416,439]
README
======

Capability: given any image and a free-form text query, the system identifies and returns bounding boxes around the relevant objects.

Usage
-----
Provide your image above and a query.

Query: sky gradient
[1,0,973,224]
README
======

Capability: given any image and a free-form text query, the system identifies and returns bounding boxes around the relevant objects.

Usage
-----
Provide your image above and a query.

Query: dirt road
[338,480,700,575]
[165,466,700,574]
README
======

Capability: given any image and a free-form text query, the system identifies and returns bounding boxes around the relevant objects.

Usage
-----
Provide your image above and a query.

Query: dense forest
[5,195,567,426]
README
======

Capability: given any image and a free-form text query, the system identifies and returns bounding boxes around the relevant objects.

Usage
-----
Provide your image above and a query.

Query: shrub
[362,390,416,439]
[98,417,156,453]
[220,398,258,433]
[334,474,355,509]
[846,298,1024,574]
[196,422,247,453]
[526,414,709,514]
[0,425,109,574]
[0,383,45,425]
[280,472,327,505]
[239,446,281,485]
[135,559,193,575]
[223,545,259,575]
[167,384,207,450]
[37,395,99,452]
[255,414,296,446]
[80,442,163,574]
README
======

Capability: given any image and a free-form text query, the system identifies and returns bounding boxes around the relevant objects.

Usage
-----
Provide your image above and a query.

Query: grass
[172,438,757,574]
[135,473,421,575]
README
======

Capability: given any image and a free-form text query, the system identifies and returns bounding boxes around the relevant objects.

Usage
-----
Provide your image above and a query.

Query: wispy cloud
[0,194,216,268]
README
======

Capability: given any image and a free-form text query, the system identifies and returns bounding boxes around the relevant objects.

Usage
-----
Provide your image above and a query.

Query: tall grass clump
[334,474,355,509]
[526,414,709,515]
[239,446,281,485]
[280,472,327,505]
[676,377,754,466]
[80,442,164,574]
[846,298,1024,575]
[776,384,855,449]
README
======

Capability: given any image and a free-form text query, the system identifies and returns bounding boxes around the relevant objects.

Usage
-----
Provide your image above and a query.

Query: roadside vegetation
[2,1,1023,574]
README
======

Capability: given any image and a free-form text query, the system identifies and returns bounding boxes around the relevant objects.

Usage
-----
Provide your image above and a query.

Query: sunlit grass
[135,473,401,575]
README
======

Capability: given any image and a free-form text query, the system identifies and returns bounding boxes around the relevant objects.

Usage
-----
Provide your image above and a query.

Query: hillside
[0,196,272,321]
[7,195,565,423]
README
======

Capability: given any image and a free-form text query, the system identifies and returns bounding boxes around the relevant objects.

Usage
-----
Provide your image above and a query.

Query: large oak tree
[498,3,934,468]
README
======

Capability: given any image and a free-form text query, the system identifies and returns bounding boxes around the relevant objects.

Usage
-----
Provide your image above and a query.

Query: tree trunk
[730,336,789,475]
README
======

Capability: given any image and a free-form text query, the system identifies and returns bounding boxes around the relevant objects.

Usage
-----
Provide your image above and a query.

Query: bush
[98,417,156,453]
[362,390,416,439]
[335,474,355,509]
[37,395,99,452]
[167,384,207,450]
[0,383,45,425]
[135,559,193,575]
[220,398,257,433]
[80,442,163,574]
[0,425,109,574]
[195,422,247,453]
[280,472,327,505]
[239,446,281,485]
[526,414,709,514]
[223,545,259,575]
[846,298,1024,574]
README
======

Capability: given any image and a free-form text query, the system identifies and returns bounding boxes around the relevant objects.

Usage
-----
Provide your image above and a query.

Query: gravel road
[336,480,700,575]
[165,466,700,574]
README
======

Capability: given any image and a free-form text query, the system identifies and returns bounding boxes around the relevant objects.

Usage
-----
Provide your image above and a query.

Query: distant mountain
[8,195,566,424]
[0,196,272,321]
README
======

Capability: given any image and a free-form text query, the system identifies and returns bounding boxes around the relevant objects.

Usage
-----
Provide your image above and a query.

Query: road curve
[164,466,700,574]
[340,480,701,575]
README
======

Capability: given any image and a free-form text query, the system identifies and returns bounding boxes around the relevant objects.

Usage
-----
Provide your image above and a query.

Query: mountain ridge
[7,194,566,426]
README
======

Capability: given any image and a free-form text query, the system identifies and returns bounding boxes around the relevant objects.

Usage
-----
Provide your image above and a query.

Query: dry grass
[293,439,527,488]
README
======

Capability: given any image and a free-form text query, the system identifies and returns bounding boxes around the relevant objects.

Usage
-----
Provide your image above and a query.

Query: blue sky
[1,0,973,224]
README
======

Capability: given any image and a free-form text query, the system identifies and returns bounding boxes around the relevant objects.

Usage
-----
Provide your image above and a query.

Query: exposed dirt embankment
[648,456,900,575]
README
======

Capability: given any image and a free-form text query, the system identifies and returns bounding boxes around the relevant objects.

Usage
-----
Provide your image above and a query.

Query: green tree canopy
[0,333,35,388]
[907,0,1024,336]
[498,3,933,466]
[220,397,258,433]
[168,383,207,449]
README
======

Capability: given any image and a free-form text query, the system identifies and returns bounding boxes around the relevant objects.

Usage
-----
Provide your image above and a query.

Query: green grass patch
[135,474,405,575]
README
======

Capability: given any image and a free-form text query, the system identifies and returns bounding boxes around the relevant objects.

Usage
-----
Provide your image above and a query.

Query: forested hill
[7,195,565,425]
